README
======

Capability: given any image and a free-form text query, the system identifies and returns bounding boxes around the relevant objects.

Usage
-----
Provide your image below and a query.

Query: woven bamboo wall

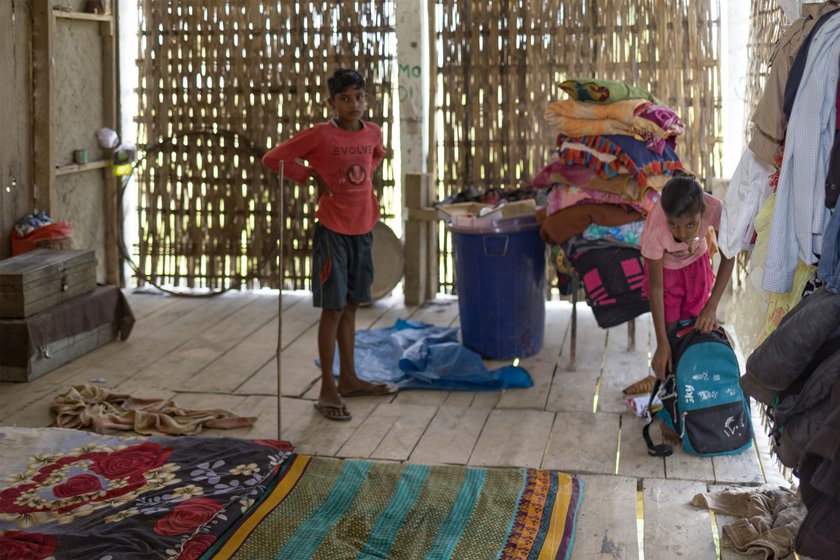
[135,1,396,289]
[433,0,722,292]
[745,0,784,132]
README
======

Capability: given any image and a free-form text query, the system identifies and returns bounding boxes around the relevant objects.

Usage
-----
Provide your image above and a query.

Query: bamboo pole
[277,160,284,440]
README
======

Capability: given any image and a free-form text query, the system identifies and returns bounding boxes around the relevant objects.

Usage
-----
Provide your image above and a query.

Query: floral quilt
[0,427,292,560]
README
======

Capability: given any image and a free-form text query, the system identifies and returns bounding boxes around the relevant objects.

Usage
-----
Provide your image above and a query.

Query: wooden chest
[0,249,97,318]
[0,284,134,382]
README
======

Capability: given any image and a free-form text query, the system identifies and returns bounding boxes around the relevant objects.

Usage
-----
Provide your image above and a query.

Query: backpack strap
[642,378,674,457]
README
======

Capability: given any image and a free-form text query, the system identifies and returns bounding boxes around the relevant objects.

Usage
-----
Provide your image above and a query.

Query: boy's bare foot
[338,378,399,398]
[660,422,681,446]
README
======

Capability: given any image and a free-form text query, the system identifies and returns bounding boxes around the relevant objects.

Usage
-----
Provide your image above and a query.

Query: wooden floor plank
[712,447,765,485]
[569,474,639,560]
[370,403,438,461]
[561,300,607,372]
[497,300,567,410]
[118,293,281,392]
[546,306,605,414]
[617,412,666,479]
[409,406,490,465]
[170,293,304,393]
[443,392,475,408]
[284,397,380,456]
[123,289,180,320]
[469,408,555,468]
[84,292,255,387]
[469,391,501,409]
[335,403,436,460]
[665,447,716,482]
[0,293,243,421]
[643,478,715,559]
[543,411,620,474]
[392,390,450,406]
[598,315,653,415]
[406,296,460,327]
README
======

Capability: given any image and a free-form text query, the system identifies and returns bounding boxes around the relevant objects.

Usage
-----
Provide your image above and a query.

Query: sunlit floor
[0,287,795,559]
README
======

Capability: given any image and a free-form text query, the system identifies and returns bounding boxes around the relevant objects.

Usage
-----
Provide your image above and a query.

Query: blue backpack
[643,322,753,457]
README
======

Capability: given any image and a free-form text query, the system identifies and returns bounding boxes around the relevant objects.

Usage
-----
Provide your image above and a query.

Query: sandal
[622,375,656,395]
[313,400,352,421]
[339,382,399,398]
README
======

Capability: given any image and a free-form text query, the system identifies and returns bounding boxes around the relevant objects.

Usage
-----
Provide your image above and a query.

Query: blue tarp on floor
[329,319,533,391]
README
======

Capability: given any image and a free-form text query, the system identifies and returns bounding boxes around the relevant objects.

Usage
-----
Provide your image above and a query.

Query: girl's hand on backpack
[695,305,719,333]
[652,344,672,380]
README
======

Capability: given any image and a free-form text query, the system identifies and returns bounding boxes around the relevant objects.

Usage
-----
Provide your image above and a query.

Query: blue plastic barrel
[450,214,546,359]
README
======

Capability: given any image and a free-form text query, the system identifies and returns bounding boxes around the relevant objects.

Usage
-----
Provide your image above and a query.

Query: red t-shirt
[262,120,385,235]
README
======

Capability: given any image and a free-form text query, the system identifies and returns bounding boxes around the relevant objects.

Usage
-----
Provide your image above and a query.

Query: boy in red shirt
[262,69,397,421]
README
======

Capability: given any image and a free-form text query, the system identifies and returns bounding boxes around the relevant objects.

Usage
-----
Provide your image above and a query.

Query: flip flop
[313,400,352,421]
[339,383,399,398]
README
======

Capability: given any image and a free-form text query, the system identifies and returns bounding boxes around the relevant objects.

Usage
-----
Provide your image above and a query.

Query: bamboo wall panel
[135,1,395,289]
[433,0,722,292]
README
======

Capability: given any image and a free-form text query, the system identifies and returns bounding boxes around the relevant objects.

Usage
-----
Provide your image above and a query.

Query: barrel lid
[447,213,540,234]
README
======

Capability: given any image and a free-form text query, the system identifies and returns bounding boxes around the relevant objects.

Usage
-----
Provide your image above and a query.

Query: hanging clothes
[748,2,840,166]
[762,11,840,292]
[718,148,773,258]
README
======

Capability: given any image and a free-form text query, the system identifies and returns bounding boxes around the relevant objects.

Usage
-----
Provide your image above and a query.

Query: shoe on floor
[313,400,352,421]
[622,375,656,395]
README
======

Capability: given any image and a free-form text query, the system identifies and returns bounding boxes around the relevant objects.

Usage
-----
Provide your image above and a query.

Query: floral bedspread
[0,427,292,560]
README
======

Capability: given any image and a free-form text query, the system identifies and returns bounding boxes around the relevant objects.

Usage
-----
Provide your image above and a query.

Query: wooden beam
[53,11,113,23]
[403,173,437,305]
[406,207,438,222]
[31,0,55,212]
[101,16,119,285]
[55,160,110,176]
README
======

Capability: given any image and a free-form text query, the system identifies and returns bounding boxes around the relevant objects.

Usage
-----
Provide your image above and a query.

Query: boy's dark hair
[328,69,365,97]
[661,174,705,217]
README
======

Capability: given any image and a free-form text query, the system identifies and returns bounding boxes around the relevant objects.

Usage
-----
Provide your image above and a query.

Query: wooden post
[101,15,119,285]
[404,173,438,305]
[31,0,55,213]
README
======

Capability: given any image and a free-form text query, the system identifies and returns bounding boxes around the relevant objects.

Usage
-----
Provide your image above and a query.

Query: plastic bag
[11,221,73,255]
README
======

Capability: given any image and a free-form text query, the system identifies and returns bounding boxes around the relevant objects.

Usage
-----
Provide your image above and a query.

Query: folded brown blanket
[50,384,257,436]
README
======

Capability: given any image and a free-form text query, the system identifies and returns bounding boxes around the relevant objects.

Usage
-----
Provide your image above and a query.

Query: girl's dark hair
[328,69,365,97]
[660,174,705,217]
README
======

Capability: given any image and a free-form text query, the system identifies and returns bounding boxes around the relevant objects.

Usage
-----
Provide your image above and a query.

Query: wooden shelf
[55,160,110,176]
[53,11,113,23]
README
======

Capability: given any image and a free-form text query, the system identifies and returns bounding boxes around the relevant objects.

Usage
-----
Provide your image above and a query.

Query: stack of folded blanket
[534,77,686,327]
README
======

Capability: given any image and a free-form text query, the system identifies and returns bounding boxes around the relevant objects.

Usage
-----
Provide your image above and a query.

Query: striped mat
[207,454,583,560]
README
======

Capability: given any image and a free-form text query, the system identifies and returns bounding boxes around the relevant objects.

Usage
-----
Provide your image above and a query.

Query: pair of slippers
[314,383,399,421]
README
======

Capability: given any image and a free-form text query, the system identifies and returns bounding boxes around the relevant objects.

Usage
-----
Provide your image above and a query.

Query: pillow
[560,78,661,104]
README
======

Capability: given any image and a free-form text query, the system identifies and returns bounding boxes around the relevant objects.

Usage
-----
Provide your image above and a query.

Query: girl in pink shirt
[640,175,735,381]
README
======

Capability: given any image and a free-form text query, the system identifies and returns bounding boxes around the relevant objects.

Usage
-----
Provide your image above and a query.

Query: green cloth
[560,78,661,104]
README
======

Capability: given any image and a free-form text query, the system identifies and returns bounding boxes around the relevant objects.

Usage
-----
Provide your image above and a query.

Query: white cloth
[763,11,840,292]
[719,148,773,259]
